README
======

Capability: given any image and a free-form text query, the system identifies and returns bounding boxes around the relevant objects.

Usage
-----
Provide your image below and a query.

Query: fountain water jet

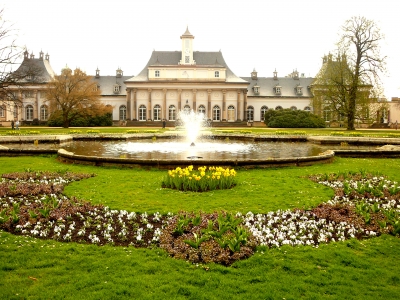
[178,109,207,146]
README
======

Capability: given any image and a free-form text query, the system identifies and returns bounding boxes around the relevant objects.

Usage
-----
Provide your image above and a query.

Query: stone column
[147,88,152,121]
[222,89,227,121]
[237,90,241,121]
[192,89,197,112]
[126,89,131,120]
[17,91,22,120]
[243,89,248,121]
[34,90,38,119]
[207,89,212,119]
[177,89,182,112]
[132,89,137,120]
[163,88,167,119]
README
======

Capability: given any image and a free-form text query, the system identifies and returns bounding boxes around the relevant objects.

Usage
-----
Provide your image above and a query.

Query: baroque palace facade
[1,27,395,126]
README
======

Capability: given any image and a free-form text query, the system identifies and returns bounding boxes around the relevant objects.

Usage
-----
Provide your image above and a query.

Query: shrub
[265,109,326,128]
[126,130,139,134]
[47,111,112,127]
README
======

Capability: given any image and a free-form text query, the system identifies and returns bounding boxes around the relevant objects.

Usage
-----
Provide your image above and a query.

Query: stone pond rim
[0,133,400,169]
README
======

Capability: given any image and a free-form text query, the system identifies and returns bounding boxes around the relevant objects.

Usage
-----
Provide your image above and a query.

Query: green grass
[1,125,400,138]
[1,155,400,299]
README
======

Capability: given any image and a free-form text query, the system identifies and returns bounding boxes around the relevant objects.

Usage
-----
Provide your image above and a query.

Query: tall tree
[312,16,386,130]
[45,67,110,128]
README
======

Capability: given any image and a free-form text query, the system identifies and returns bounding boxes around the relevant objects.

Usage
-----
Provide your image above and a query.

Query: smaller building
[241,69,313,122]
[0,50,54,124]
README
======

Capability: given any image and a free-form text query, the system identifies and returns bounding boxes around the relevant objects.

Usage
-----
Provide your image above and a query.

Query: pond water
[59,139,370,160]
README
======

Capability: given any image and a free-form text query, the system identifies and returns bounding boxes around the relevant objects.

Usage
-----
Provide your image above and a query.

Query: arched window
[184,104,191,112]
[153,104,161,121]
[290,106,297,111]
[213,105,220,121]
[169,105,176,121]
[139,105,146,121]
[25,105,34,121]
[246,106,254,121]
[260,106,268,121]
[227,105,235,121]
[275,106,283,110]
[304,106,311,112]
[198,105,206,116]
[40,105,49,121]
[119,105,127,121]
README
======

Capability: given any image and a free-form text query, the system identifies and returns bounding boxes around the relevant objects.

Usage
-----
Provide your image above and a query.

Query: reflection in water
[61,139,327,160]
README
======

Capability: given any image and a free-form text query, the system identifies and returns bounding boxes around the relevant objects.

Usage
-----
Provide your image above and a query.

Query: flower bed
[162,166,237,192]
[1,170,399,266]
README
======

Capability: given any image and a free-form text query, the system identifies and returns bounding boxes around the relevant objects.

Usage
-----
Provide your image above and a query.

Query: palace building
[1,27,394,127]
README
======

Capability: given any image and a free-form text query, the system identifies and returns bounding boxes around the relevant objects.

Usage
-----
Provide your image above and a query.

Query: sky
[2,0,399,98]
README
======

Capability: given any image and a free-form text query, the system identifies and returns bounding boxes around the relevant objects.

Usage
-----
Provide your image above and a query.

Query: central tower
[180,26,195,65]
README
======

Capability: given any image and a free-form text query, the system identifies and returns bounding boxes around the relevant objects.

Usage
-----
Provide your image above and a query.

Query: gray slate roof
[242,76,315,97]
[14,53,55,83]
[125,51,248,84]
[93,75,131,96]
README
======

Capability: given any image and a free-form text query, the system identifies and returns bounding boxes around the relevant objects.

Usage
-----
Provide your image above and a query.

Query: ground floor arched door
[227,105,235,121]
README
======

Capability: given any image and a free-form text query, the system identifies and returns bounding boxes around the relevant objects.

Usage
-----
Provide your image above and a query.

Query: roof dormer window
[253,83,260,95]
[274,85,281,95]
[296,85,303,95]
[155,70,160,77]
[113,84,120,94]
[214,71,219,78]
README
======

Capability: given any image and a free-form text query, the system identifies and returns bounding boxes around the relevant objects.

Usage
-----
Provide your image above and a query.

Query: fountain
[178,109,208,158]
[55,110,337,168]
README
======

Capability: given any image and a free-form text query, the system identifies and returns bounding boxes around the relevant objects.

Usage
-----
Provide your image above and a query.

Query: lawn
[1,155,400,299]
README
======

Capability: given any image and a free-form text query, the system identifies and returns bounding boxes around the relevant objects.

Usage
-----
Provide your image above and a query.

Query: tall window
[215,71,219,78]
[227,105,235,121]
[323,107,332,122]
[246,106,254,121]
[40,105,49,121]
[275,106,283,110]
[184,105,190,112]
[185,56,189,63]
[198,105,206,116]
[260,106,268,121]
[119,105,127,121]
[213,105,220,121]
[139,105,146,121]
[153,104,161,121]
[169,105,176,121]
[26,105,34,121]
[0,105,5,117]
[290,106,297,111]
[14,105,18,119]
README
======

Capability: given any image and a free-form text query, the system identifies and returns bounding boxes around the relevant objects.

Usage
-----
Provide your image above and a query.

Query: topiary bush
[264,109,326,128]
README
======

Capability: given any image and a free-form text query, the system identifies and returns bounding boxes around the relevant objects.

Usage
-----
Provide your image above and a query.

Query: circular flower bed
[1,170,399,266]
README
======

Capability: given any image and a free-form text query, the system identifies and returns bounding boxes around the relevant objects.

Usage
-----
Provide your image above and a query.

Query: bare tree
[0,9,44,116]
[312,16,386,130]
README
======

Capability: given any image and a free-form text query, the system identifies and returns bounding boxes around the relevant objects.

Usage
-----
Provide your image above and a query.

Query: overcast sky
[2,0,399,98]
